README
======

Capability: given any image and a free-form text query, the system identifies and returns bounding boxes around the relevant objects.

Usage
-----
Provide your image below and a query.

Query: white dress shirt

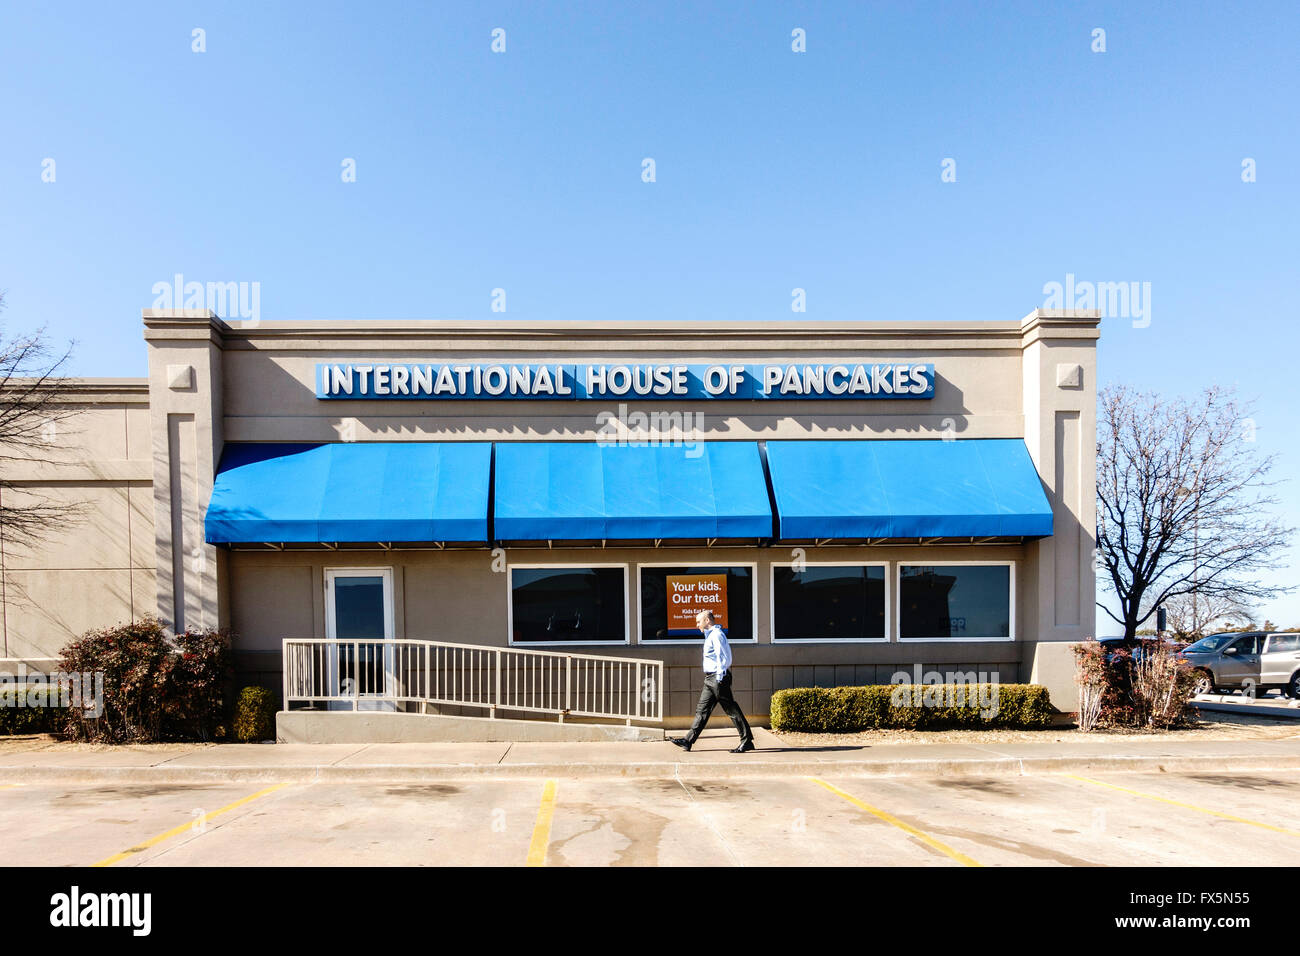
[702,624,732,678]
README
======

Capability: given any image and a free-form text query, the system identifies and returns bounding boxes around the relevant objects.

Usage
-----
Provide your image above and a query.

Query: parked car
[1177,631,1300,698]
[1097,635,1187,663]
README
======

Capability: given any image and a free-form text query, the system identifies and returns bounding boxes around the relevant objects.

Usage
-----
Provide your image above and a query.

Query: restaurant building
[0,308,1098,728]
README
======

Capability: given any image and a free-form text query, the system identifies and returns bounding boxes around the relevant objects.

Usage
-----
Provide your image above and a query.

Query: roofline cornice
[139,309,1102,349]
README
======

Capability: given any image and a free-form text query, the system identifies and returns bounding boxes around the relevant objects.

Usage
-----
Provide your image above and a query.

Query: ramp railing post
[658,661,664,721]
[424,643,432,715]
[492,649,500,719]
[561,655,571,724]
[634,661,641,723]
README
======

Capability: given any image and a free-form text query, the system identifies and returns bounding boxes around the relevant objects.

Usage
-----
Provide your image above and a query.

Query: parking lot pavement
[5,769,1300,867]
[0,781,265,867]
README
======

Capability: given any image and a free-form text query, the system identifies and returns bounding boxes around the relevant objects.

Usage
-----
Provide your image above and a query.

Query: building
[0,308,1098,729]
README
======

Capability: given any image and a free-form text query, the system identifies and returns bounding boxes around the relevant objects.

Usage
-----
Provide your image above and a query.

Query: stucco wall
[0,382,154,659]
[228,543,1032,718]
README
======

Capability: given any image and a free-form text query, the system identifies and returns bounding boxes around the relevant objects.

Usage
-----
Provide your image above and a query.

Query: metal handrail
[282,638,664,725]
[281,638,653,666]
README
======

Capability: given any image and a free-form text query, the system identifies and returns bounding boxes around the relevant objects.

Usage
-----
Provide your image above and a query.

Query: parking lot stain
[638,779,689,795]
[688,783,751,798]
[548,802,672,867]
[381,785,463,797]
[922,824,1100,866]
[56,785,210,806]
[929,778,1018,796]
[1182,774,1300,791]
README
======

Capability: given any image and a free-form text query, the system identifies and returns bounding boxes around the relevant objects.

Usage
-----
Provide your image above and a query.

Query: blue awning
[205,443,492,543]
[493,442,773,541]
[765,439,1053,540]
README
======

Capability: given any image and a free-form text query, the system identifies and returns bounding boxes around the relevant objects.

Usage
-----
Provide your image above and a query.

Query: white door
[325,569,396,712]
[1262,633,1300,687]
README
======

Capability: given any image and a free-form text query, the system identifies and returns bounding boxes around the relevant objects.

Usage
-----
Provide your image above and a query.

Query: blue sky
[2,1,1297,626]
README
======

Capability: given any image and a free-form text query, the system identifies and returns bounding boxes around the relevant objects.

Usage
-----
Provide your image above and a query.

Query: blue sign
[315,363,935,400]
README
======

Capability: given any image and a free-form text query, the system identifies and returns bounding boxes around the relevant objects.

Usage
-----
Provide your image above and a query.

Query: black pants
[684,671,753,746]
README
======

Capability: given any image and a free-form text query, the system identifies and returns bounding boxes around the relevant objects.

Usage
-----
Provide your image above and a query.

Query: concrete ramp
[277,710,664,744]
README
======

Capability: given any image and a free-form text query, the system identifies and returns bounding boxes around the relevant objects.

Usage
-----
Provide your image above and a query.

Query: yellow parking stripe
[91,783,291,867]
[1065,774,1300,837]
[809,777,983,866]
[525,779,558,867]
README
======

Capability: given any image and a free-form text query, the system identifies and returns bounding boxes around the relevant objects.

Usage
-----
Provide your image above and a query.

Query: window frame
[635,561,760,645]
[505,562,631,648]
[768,560,891,645]
[896,560,1016,643]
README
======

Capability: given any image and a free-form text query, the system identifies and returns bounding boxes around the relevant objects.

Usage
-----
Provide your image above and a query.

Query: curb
[1192,699,1300,719]
[6,752,1300,784]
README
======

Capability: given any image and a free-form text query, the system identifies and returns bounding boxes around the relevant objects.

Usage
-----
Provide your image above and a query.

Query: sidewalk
[4,726,1300,783]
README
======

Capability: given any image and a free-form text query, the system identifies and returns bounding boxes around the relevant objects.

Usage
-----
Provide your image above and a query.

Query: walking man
[669,609,755,753]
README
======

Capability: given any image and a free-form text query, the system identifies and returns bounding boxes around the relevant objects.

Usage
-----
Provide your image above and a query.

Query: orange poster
[665,574,728,630]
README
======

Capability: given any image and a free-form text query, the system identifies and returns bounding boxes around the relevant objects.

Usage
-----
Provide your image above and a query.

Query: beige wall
[218,345,1028,443]
[228,543,1034,718]
[0,382,153,659]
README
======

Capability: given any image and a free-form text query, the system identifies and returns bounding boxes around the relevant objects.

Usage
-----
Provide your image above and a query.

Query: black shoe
[668,737,692,752]
[730,740,756,753]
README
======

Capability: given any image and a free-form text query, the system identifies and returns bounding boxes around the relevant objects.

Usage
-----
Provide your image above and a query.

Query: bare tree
[0,292,80,550]
[1096,383,1293,639]
[1162,590,1256,640]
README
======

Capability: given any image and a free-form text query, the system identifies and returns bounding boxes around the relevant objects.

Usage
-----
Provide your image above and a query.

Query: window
[639,565,754,642]
[1229,634,1262,655]
[1268,634,1300,653]
[899,564,1012,640]
[1185,633,1238,653]
[509,566,627,644]
[772,564,887,641]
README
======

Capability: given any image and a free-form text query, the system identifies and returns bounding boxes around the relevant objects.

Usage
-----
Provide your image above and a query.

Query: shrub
[1133,638,1200,728]
[232,686,277,742]
[1073,638,1198,731]
[0,683,68,735]
[58,617,234,743]
[166,629,235,741]
[1074,641,1107,731]
[768,683,1053,732]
